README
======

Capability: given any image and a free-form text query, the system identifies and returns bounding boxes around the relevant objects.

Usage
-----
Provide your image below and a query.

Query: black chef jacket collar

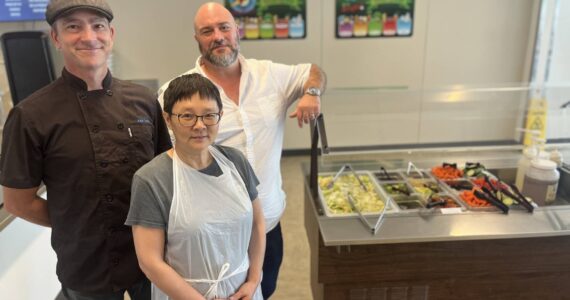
[62,68,113,91]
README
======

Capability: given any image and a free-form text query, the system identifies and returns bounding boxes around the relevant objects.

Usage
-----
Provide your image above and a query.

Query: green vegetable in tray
[318,175,385,214]
[382,183,411,196]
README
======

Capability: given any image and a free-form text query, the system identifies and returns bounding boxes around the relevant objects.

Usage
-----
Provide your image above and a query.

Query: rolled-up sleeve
[0,106,43,188]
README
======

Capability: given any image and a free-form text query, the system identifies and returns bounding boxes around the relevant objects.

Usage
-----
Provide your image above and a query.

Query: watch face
[306,87,321,96]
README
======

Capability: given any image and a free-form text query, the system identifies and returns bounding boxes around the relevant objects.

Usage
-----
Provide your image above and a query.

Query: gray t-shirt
[125,145,259,229]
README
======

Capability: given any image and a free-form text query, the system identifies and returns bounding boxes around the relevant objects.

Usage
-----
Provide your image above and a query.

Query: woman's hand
[228,280,258,300]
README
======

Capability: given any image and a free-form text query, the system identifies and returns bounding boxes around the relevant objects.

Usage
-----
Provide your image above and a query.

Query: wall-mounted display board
[0,0,48,22]
[225,0,306,40]
[336,0,414,39]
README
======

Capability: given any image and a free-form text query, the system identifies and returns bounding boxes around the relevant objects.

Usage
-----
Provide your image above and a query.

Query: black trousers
[261,222,284,299]
[62,278,150,300]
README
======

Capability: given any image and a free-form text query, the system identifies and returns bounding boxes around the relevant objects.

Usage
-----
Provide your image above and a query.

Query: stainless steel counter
[306,145,570,246]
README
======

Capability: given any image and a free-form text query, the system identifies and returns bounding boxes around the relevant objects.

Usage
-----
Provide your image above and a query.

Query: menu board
[0,0,48,22]
[336,0,414,38]
[225,0,306,40]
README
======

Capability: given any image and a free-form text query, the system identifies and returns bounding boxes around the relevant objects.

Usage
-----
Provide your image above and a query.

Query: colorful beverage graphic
[397,12,413,36]
[244,17,260,39]
[335,0,414,38]
[368,13,382,36]
[260,14,275,39]
[382,14,397,36]
[289,14,305,38]
[337,15,354,38]
[275,17,289,38]
[353,15,368,37]
[226,0,306,40]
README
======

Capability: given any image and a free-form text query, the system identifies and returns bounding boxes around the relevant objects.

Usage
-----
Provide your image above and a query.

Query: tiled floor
[271,155,312,300]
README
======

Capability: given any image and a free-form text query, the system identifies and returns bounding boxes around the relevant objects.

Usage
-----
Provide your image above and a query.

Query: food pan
[318,171,396,218]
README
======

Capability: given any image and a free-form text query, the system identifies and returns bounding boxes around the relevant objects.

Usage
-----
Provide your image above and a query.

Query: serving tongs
[327,164,368,192]
[506,183,535,213]
[345,192,386,235]
[425,194,446,209]
[406,161,424,178]
[474,188,509,214]
[378,166,394,181]
[485,175,534,213]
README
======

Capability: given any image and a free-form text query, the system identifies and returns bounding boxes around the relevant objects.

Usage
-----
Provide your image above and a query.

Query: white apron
[152,146,263,300]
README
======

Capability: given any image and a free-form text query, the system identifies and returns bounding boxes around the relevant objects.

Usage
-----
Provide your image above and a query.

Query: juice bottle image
[245,17,260,39]
[353,15,369,37]
[289,14,305,38]
[397,12,412,36]
[260,14,275,39]
[337,15,354,38]
[382,13,397,36]
[275,16,289,38]
[368,12,382,36]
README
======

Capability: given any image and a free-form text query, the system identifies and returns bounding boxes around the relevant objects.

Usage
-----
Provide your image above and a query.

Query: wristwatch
[305,87,322,97]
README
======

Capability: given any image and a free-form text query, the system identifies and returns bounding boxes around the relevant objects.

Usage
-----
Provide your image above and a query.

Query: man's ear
[50,27,61,50]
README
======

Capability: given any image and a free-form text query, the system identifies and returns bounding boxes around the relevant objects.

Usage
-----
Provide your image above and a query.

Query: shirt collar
[61,68,113,91]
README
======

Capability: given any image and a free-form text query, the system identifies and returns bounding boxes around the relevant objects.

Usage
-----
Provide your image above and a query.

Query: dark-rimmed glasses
[171,113,221,127]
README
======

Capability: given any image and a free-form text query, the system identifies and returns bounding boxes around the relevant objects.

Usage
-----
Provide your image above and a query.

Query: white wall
[0,0,540,149]
[109,0,539,149]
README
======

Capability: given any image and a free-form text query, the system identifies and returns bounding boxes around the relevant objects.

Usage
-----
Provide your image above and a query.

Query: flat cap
[46,0,114,25]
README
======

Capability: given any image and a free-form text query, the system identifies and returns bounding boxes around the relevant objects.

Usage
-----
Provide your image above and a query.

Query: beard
[201,40,240,67]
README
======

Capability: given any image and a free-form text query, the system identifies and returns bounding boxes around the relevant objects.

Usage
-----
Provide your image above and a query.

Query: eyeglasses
[171,112,221,127]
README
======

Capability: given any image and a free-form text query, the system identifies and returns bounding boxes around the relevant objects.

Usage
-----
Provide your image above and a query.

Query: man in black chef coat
[0,0,171,299]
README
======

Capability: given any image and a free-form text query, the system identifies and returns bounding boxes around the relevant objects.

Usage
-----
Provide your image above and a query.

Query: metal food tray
[374,169,465,213]
[466,177,536,211]
[317,171,397,218]
[439,178,500,212]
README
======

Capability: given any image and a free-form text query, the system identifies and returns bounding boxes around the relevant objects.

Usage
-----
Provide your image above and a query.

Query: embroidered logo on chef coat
[135,119,152,124]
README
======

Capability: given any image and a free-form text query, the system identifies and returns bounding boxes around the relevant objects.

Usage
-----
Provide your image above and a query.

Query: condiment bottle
[549,147,564,168]
[522,159,560,206]
[515,147,538,190]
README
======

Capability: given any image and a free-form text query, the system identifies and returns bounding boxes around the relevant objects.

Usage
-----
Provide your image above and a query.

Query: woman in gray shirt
[126,74,265,300]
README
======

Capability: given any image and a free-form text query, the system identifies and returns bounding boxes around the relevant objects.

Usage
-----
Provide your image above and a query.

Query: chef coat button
[92,125,100,133]
[122,157,129,164]
[100,160,108,168]
[106,90,113,96]
[78,92,87,100]
[117,123,124,130]
[105,194,113,202]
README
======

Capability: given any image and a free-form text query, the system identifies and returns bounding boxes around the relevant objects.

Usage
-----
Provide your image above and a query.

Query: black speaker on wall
[1,31,56,106]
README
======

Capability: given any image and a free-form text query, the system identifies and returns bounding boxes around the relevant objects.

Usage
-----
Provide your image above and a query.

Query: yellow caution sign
[523,98,547,146]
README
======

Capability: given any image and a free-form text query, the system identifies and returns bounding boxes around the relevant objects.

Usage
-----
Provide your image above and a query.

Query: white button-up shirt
[158,55,311,231]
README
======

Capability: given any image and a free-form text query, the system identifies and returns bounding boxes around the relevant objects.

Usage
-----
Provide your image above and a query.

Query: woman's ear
[163,112,173,130]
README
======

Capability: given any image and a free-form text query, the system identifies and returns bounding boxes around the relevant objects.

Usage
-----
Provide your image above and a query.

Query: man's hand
[288,94,321,128]
[228,280,258,300]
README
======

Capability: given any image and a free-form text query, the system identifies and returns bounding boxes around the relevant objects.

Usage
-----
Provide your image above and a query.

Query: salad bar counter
[304,147,570,300]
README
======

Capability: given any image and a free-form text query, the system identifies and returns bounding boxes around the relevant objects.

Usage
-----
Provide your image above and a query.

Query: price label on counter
[440,207,463,214]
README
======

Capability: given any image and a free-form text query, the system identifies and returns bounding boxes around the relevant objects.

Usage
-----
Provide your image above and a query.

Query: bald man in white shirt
[158,3,326,298]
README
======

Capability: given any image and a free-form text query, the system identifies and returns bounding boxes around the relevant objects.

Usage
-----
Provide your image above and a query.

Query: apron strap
[185,260,248,299]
